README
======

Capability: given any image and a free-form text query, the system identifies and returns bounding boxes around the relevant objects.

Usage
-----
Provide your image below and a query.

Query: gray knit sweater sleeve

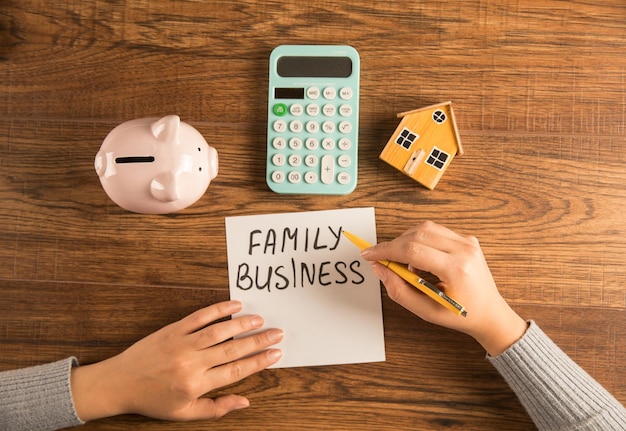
[0,357,84,431]
[488,321,626,430]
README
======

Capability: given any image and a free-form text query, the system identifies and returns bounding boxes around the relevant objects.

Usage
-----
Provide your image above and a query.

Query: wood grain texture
[1,1,625,430]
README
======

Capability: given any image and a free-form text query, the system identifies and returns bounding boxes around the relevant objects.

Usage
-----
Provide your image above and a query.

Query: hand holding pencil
[354,221,528,357]
[343,230,467,317]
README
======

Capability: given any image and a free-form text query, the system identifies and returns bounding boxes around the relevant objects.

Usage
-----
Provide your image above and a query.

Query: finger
[363,222,472,276]
[189,314,266,350]
[363,234,451,276]
[176,301,243,335]
[206,395,250,418]
[401,219,455,238]
[204,348,283,391]
[205,328,284,367]
[399,221,469,253]
[182,395,250,421]
[371,263,426,309]
[372,263,452,323]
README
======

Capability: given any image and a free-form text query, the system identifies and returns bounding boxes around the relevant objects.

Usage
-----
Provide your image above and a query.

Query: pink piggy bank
[94,115,218,214]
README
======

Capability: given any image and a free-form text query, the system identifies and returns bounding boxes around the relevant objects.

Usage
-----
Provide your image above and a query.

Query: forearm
[0,357,84,431]
[488,321,626,430]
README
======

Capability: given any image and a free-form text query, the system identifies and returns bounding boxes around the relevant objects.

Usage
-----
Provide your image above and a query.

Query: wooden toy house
[379,101,464,190]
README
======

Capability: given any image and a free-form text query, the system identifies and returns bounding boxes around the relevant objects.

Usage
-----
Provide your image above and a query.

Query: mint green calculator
[266,45,360,195]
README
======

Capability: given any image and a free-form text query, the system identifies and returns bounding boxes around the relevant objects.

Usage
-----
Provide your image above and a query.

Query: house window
[395,127,419,150]
[425,146,449,170]
[432,109,447,124]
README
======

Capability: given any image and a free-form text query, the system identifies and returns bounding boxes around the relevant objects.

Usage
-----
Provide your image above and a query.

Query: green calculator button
[273,103,288,116]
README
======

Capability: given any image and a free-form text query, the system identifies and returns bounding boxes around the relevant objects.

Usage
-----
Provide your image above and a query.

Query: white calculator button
[272,137,287,150]
[338,138,351,150]
[337,172,351,185]
[305,154,318,167]
[338,155,351,168]
[339,87,353,100]
[321,155,334,185]
[339,104,352,117]
[321,138,335,150]
[289,120,303,133]
[271,171,285,183]
[323,87,336,100]
[307,87,320,100]
[289,137,303,150]
[273,120,287,133]
[306,104,320,116]
[288,171,302,183]
[306,121,319,133]
[322,121,336,133]
[288,154,302,167]
[272,153,286,166]
[304,171,318,184]
[323,104,336,117]
[305,138,319,150]
[338,121,352,134]
[290,104,303,116]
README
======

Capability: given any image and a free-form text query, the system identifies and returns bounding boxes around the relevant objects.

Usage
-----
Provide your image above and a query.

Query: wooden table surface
[1,1,625,430]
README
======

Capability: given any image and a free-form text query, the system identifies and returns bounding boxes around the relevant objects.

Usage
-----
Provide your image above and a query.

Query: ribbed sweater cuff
[0,357,84,431]
[488,321,626,431]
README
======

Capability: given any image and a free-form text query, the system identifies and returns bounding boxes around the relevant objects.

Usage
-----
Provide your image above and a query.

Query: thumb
[186,395,250,420]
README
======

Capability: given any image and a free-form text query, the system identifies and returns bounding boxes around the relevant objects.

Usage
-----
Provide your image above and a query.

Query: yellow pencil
[343,230,467,317]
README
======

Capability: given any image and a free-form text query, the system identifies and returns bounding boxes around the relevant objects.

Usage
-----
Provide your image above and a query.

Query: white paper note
[225,207,385,368]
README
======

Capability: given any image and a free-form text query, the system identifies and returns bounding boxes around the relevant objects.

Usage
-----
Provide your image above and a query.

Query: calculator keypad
[267,85,357,194]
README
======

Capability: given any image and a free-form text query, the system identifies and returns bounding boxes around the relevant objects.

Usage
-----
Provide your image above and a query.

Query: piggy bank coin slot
[115,156,155,164]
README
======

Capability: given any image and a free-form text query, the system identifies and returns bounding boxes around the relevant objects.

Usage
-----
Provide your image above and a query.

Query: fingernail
[233,398,250,410]
[228,300,242,312]
[360,248,373,259]
[250,315,264,328]
[267,328,284,343]
[267,349,283,362]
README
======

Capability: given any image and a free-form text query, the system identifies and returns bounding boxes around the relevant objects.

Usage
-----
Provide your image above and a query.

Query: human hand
[71,300,283,422]
[360,221,527,356]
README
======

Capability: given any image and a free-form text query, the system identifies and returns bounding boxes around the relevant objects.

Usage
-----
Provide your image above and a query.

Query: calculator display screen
[277,56,353,78]
[275,87,306,99]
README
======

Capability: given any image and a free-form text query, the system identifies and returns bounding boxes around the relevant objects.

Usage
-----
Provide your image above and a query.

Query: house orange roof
[397,101,464,156]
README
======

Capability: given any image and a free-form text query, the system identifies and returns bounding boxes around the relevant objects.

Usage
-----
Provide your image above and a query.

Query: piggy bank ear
[150,172,178,202]
[150,115,180,144]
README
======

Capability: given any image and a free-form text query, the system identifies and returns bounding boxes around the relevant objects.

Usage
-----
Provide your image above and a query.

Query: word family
[247,226,343,255]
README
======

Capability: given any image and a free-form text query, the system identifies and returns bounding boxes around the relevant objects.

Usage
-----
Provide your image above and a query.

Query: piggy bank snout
[205,146,218,180]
